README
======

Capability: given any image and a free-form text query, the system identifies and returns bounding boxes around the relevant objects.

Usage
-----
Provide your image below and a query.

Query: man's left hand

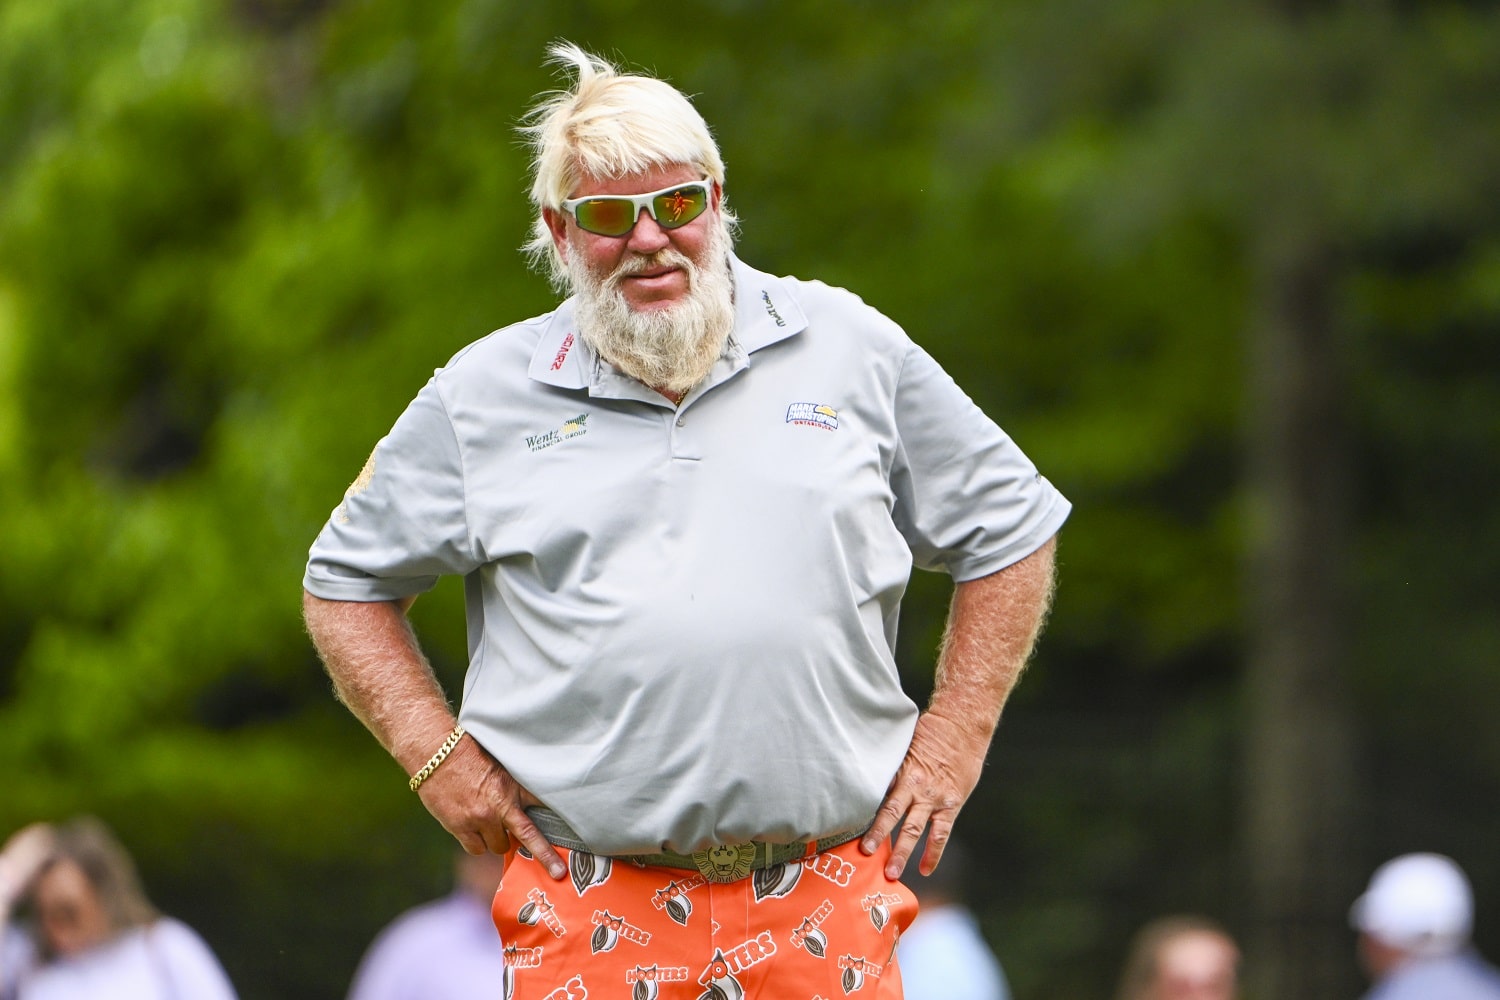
[862,709,989,881]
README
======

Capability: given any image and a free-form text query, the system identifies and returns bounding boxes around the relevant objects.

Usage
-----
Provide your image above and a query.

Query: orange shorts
[492,838,918,1000]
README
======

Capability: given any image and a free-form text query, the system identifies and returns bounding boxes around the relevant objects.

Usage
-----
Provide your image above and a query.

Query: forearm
[301,591,457,775]
[927,535,1058,744]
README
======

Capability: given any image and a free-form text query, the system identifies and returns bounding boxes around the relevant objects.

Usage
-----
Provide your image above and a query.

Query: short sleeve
[153,920,239,1000]
[889,344,1070,580]
[303,378,480,601]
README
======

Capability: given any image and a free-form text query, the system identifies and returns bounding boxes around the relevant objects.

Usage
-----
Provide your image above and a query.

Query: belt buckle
[692,843,757,883]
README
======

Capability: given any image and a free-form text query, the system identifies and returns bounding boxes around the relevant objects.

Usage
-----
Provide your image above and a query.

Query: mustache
[605,248,695,286]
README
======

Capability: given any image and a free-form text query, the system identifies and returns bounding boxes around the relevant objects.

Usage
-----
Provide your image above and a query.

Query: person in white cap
[1350,852,1500,1000]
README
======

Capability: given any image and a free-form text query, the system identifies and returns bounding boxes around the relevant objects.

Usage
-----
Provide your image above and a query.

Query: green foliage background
[2,1,1498,997]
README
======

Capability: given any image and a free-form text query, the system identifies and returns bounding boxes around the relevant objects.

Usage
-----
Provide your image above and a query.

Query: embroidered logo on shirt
[526,412,590,452]
[550,332,575,371]
[786,402,839,431]
[761,290,787,327]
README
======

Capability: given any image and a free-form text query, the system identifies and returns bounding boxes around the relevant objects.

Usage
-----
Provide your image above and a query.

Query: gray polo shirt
[304,256,1070,855]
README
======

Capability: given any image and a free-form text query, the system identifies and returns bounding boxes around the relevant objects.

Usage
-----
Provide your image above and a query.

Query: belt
[526,807,866,884]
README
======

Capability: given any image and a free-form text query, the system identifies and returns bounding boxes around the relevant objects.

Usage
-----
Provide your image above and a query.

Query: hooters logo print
[627,964,690,1000]
[752,861,801,902]
[502,944,543,1000]
[570,851,612,896]
[589,910,650,954]
[542,975,587,1000]
[861,892,902,932]
[518,888,567,937]
[804,851,855,887]
[837,956,883,995]
[696,949,745,1000]
[789,899,835,958]
[652,874,707,926]
[697,935,775,1000]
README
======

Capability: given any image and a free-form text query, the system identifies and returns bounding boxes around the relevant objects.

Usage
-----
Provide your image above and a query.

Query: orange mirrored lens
[652,187,707,229]
[573,198,637,236]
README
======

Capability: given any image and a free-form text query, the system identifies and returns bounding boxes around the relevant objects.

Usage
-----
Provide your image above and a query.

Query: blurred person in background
[345,849,506,1000]
[897,833,1010,1000]
[302,39,1067,1000]
[0,817,237,1000]
[1114,914,1239,1000]
[1350,852,1500,1000]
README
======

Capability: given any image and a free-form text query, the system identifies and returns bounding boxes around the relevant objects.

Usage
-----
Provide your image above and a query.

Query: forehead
[569,164,702,199]
[36,860,95,903]
[1160,932,1237,977]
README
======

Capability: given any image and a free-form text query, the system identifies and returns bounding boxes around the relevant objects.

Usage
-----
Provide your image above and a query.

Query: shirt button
[676,417,686,427]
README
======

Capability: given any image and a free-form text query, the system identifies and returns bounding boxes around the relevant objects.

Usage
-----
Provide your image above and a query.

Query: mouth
[625,266,679,281]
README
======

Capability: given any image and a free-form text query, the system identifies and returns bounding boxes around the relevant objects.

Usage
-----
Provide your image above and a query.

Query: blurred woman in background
[0,817,237,1000]
[1115,914,1240,1000]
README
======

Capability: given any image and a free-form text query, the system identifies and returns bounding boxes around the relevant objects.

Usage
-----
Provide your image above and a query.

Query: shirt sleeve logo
[785,402,839,431]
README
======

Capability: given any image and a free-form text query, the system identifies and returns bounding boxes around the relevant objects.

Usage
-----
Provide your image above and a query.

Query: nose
[625,208,670,253]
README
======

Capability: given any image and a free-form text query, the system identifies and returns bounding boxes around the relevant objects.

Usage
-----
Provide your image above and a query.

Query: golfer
[302,42,1068,1000]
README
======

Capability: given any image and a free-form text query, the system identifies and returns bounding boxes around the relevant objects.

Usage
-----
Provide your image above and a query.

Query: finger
[861,785,912,855]
[886,806,933,880]
[504,809,566,880]
[917,817,953,877]
[454,829,489,856]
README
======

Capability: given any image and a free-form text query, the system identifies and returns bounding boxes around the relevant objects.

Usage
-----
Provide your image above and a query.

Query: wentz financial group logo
[526,412,590,452]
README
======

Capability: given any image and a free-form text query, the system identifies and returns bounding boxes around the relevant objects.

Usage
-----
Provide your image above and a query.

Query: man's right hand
[416,736,566,880]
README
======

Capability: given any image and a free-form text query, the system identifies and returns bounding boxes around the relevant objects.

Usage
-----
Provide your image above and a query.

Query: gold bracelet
[408,725,466,792]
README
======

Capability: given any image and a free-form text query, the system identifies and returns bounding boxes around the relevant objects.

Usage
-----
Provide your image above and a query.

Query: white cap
[1350,853,1474,956]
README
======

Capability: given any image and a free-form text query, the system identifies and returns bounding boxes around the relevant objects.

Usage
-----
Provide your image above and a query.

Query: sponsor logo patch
[526,412,590,453]
[786,402,839,431]
[761,290,787,327]
[550,332,575,371]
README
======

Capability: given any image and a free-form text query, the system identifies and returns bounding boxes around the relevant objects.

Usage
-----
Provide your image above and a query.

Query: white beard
[568,221,735,396]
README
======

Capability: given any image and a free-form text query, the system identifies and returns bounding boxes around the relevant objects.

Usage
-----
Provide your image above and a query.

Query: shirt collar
[527,254,807,394]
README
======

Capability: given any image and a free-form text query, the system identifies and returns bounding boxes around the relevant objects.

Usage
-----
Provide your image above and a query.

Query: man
[1350,853,1500,1000]
[346,851,506,1000]
[302,42,1069,1000]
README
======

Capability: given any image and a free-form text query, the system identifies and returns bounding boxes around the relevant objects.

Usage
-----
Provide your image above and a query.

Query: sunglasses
[560,180,712,237]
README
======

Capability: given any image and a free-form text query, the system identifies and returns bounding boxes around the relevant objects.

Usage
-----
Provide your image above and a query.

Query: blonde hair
[1114,915,1238,1000]
[519,42,734,283]
[34,817,159,961]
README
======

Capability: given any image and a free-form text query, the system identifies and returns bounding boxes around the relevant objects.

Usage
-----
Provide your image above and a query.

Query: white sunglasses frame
[559,179,713,236]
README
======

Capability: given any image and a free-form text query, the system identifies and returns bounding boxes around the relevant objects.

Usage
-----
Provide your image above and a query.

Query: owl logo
[753,862,801,902]
[591,911,624,954]
[569,850,612,896]
[696,949,745,1000]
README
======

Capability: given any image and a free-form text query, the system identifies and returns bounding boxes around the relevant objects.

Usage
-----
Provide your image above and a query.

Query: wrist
[408,724,467,792]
